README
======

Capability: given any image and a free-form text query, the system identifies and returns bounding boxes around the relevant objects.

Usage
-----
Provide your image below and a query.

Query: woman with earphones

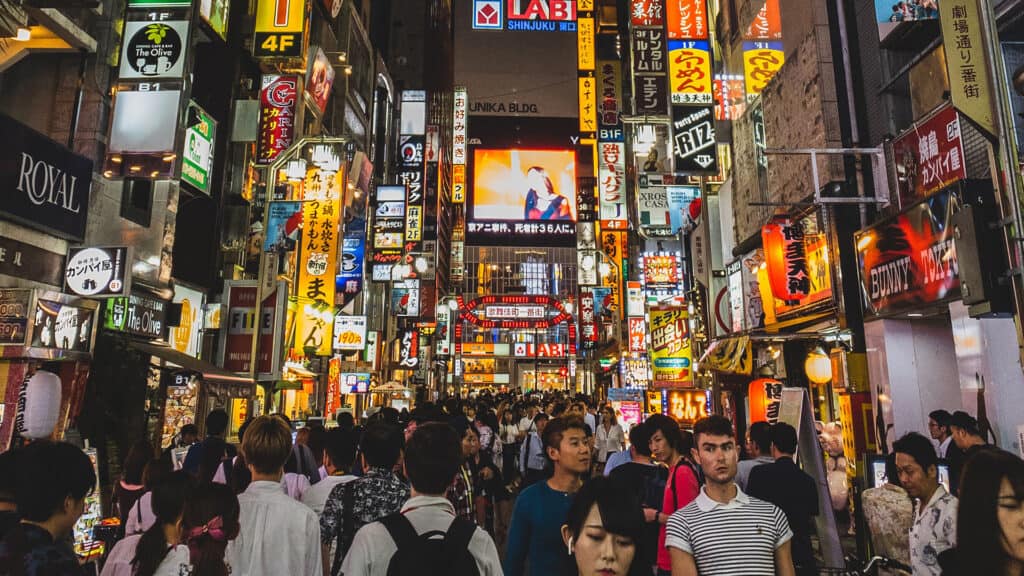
[561,476,646,576]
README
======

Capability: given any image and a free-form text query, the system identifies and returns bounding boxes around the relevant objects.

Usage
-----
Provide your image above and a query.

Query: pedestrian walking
[894,432,958,576]
[124,457,173,536]
[929,410,966,494]
[341,422,502,575]
[747,423,820,576]
[665,415,795,576]
[183,409,232,476]
[860,453,913,576]
[644,414,700,576]
[101,471,193,576]
[562,476,647,576]
[181,482,241,576]
[113,439,153,527]
[447,418,479,523]
[302,427,358,515]
[608,422,662,573]
[519,412,550,487]
[594,406,625,472]
[504,415,591,576]
[736,421,774,490]
[227,415,322,576]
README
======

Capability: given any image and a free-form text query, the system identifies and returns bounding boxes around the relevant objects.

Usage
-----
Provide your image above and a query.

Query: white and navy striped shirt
[665,484,792,575]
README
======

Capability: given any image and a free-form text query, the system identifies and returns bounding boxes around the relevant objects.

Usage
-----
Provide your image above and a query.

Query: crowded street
[3,0,1024,574]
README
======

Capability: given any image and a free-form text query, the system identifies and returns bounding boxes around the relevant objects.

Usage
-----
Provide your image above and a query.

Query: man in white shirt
[518,403,539,440]
[342,422,502,575]
[227,415,322,576]
[302,428,358,515]
[520,413,549,487]
[895,432,958,576]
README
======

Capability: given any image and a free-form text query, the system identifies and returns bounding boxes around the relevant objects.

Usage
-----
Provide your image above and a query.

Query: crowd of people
[0,393,1022,576]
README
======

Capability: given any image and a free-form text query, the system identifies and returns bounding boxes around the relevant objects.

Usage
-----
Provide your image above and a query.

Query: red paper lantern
[761,218,810,301]
[748,378,784,424]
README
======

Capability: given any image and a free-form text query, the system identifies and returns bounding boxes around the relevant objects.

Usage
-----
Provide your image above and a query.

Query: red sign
[628,317,647,353]
[222,284,278,374]
[631,0,664,26]
[325,357,341,418]
[507,0,576,21]
[257,75,299,164]
[891,104,966,207]
[762,218,810,301]
[641,252,683,293]
[580,291,597,347]
[855,187,960,316]
[513,343,568,357]
[748,378,783,424]
[744,0,781,40]
[666,0,708,39]
[460,294,572,329]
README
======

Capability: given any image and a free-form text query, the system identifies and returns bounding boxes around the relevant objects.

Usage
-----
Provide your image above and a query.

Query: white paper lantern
[21,370,62,440]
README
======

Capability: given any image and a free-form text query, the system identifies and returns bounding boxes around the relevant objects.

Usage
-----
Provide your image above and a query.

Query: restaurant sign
[890,104,966,208]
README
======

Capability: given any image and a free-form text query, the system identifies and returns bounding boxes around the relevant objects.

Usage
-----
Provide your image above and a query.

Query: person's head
[628,422,653,457]
[183,482,241,576]
[956,450,1024,574]
[180,424,199,446]
[306,425,328,467]
[746,421,772,457]
[462,402,477,420]
[123,439,154,485]
[527,404,539,418]
[337,412,355,430]
[15,441,96,537]
[323,428,357,474]
[360,421,404,469]
[143,457,173,489]
[769,423,798,457]
[197,437,227,483]
[543,416,591,476]
[404,423,463,496]
[691,416,739,486]
[526,166,554,197]
[646,414,684,464]
[533,412,550,435]
[132,471,194,576]
[928,410,952,441]
[206,409,229,437]
[893,432,940,500]
[562,476,646,576]
[950,411,983,449]
[241,415,292,477]
[295,427,310,446]
[502,409,514,424]
[601,406,617,426]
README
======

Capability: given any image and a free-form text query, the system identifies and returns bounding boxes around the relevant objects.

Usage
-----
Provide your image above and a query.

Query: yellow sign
[405,205,422,242]
[453,164,466,203]
[939,0,996,136]
[578,0,594,10]
[577,18,595,71]
[742,41,784,99]
[579,76,597,133]
[669,41,713,104]
[294,169,342,356]
[650,307,693,387]
[254,0,306,58]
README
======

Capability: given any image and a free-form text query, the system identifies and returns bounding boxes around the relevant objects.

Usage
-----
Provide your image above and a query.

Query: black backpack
[380,513,480,576]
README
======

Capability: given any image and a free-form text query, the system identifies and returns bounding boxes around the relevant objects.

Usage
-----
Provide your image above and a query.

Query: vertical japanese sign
[577,17,595,71]
[580,290,598,349]
[631,26,669,115]
[579,77,598,133]
[742,41,785,101]
[890,104,966,206]
[939,1,996,136]
[666,0,707,39]
[453,86,468,203]
[650,306,693,387]
[601,230,626,317]
[578,0,597,135]
[665,0,711,105]
[294,169,343,356]
[598,143,627,227]
[253,0,306,58]
[746,0,782,39]
[398,329,420,368]
[181,102,216,195]
[631,0,664,26]
[257,75,298,164]
[628,317,647,353]
[598,60,624,140]
[325,357,341,418]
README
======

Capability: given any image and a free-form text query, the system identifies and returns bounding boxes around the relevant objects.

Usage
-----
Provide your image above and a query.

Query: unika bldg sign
[1,114,92,241]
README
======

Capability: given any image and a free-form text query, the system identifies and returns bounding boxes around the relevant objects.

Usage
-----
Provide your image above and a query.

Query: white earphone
[567,537,574,555]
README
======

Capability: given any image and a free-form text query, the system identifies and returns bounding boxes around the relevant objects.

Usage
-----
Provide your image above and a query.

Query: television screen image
[473,149,577,222]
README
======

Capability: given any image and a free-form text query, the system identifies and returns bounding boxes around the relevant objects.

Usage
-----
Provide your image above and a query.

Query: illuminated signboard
[631,0,664,26]
[667,0,708,39]
[668,40,712,105]
[628,317,647,353]
[513,342,568,357]
[257,75,298,164]
[666,389,710,424]
[650,306,692,387]
[507,0,577,30]
[294,169,343,356]
[671,104,717,173]
[460,294,571,329]
[119,20,190,80]
[598,142,627,228]
[253,0,306,58]
[743,41,785,101]
[577,17,595,70]
[485,305,545,319]
[641,252,684,294]
[453,87,468,169]
[473,0,503,29]
[181,102,216,195]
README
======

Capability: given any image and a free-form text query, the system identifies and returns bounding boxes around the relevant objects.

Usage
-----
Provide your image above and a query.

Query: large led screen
[472,149,577,221]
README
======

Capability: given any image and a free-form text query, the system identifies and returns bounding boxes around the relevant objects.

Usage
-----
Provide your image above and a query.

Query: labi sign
[104,294,167,339]
[0,114,92,241]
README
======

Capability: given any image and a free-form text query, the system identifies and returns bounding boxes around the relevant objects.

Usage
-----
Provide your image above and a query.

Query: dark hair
[180,424,199,438]
[143,457,173,488]
[955,450,1024,575]
[306,425,328,467]
[645,414,684,453]
[748,421,772,454]
[324,428,357,473]
[360,421,403,468]
[123,439,154,485]
[337,412,355,430]
[405,423,463,494]
[770,423,798,455]
[133,471,193,576]
[197,437,227,483]
[692,415,734,445]
[884,453,901,488]
[565,476,646,576]
[15,441,96,522]
[206,409,229,436]
[929,410,952,427]
[628,423,653,457]
[893,432,939,473]
[950,411,981,436]
[542,415,587,456]
[184,482,241,576]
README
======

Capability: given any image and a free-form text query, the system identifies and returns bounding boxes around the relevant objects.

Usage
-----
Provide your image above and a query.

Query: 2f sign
[254,0,305,58]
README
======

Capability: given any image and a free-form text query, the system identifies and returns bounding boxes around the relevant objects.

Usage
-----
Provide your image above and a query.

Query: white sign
[453,87,468,166]
[64,246,130,297]
[333,315,368,351]
[598,142,627,223]
[484,305,545,319]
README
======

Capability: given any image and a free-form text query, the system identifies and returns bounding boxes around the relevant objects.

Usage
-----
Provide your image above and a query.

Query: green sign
[103,294,167,339]
[181,102,216,194]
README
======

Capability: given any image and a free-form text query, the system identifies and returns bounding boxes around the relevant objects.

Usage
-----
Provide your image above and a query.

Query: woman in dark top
[523,167,572,221]
[114,440,152,525]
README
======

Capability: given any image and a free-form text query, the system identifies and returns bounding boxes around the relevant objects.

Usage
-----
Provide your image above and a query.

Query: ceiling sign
[459,294,571,329]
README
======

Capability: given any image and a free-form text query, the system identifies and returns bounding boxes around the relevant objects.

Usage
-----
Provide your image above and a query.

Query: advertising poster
[641,252,683,294]
[199,0,230,39]
[32,298,95,353]
[181,102,216,195]
[340,373,370,394]
[614,400,643,431]
[294,180,342,356]
[623,358,652,388]
[257,75,299,164]
[668,40,713,105]
[875,0,937,39]
[169,284,204,357]
[307,47,336,115]
[391,280,420,317]
[332,315,367,351]
[650,306,693,387]
[119,20,190,80]
[263,202,303,252]
[472,149,577,221]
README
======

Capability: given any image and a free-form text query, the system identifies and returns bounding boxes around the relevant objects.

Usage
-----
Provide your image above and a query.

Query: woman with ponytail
[101,471,193,576]
[182,483,240,576]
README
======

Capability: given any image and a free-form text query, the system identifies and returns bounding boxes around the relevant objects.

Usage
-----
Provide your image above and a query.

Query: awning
[128,340,252,385]
[699,336,753,375]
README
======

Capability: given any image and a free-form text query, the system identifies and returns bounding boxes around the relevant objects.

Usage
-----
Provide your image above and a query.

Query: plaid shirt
[446,463,476,523]
[319,466,409,569]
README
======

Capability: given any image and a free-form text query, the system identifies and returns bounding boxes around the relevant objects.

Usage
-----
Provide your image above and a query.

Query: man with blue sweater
[504,415,591,576]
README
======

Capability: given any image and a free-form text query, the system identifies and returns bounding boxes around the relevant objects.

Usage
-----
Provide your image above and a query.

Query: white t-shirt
[100,535,192,576]
[227,480,322,576]
[301,474,357,515]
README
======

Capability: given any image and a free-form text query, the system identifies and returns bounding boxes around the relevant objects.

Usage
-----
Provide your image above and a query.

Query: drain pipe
[67,49,88,150]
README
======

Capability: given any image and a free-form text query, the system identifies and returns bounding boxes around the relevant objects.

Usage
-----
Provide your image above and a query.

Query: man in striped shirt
[665,415,796,576]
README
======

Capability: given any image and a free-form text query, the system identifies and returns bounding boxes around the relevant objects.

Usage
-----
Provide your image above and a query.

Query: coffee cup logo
[126,22,183,76]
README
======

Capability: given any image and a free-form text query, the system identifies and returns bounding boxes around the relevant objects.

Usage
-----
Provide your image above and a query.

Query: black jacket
[747,457,819,572]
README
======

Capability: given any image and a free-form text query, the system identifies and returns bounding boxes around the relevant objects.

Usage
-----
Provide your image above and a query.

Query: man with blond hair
[227,415,322,576]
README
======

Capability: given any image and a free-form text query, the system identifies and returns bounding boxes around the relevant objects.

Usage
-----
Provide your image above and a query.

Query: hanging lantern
[19,370,62,440]
[748,378,783,424]
[761,217,810,301]
[804,347,833,384]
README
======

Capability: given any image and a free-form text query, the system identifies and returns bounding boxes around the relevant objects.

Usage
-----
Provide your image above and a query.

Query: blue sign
[336,217,365,307]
